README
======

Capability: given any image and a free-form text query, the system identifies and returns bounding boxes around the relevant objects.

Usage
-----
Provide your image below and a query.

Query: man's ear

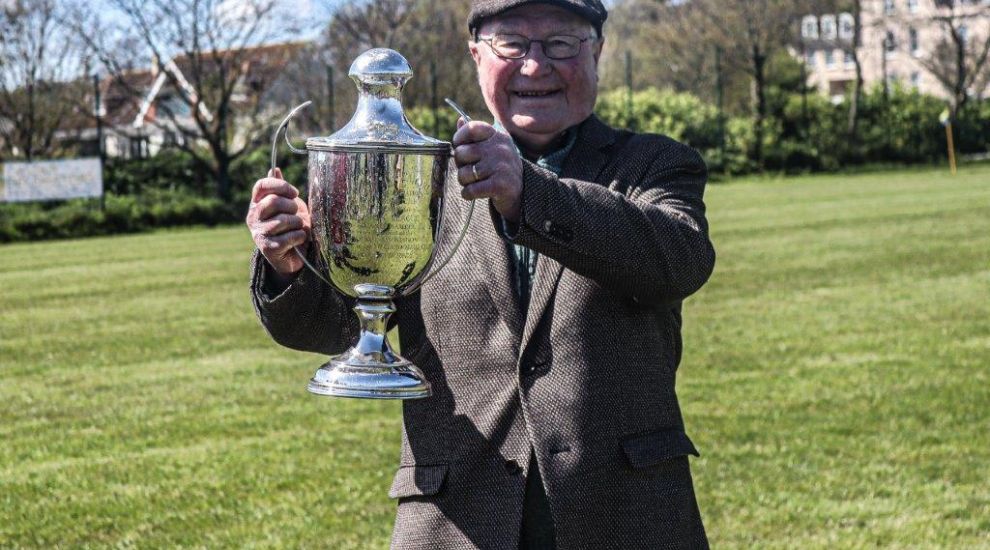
[468,40,482,66]
[593,37,604,64]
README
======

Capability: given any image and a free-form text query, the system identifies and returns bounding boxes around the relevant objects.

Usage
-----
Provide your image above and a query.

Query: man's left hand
[452,119,523,223]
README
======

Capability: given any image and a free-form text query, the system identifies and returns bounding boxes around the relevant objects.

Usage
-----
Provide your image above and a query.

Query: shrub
[0,191,239,244]
[592,84,988,174]
[105,146,310,206]
[597,88,722,151]
[229,145,310,204]
[104,150,206,196]
[405,105,461,142]
[770,93,849,172]
[4,88,985,244]
[952,101,990,156]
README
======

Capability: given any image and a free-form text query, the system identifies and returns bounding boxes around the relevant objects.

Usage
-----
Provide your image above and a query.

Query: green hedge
[0,191,240,243]
[104,146,310,204]
[597,86,989,173]
[4,87,985,243]
[406,105,461,142]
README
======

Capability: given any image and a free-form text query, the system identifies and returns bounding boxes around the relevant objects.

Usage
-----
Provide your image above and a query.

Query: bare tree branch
[66,0,301,199]
[0,0,88,160]
[900,1,990,113]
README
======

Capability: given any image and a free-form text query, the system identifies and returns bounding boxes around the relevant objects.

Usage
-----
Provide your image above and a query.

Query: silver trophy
[270,48,473,400]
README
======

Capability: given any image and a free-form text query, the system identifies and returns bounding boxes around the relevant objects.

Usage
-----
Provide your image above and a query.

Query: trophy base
[307,285,432,400]
[308,357,431,399]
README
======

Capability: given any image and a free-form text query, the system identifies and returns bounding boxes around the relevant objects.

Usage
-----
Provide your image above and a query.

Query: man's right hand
[246,167,311,278]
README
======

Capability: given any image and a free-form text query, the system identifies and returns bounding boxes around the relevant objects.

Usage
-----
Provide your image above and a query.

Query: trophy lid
[307,49,450,154]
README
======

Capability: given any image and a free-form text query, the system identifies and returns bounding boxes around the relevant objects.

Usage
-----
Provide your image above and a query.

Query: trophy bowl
[271,48,473,400]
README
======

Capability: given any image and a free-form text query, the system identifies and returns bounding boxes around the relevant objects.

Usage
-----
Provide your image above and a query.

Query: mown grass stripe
[1,164,988,547]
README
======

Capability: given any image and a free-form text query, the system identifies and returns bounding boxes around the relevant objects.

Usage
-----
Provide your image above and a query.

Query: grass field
[2,165,989,548]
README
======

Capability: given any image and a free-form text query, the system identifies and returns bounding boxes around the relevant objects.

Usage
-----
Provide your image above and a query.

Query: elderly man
[246,0,715,547]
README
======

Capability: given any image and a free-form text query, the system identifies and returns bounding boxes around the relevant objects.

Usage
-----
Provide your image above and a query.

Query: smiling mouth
[513,90,560,98]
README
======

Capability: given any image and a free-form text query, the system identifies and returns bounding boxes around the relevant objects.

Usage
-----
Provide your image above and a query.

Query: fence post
[715,46,726,168]
[93,74,105,211]
[625,50,633,130]
[431,60,439,138]
[326,64,336,131]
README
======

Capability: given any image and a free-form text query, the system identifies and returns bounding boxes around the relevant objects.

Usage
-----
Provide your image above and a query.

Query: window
[805,50,817,67]
[839,13,855,40]
[821,15,837,40]
[159,93,191,117]
[885,0,896,15]
[909,27,919,54]
[911,72,921,88]
[885,30,897,55]
[908,0,919,12]
[845,50,855,66]
[129,136,149,159]
[959,25,969,45]
[802,15,819,40]
[825,49,835,67]
[829,80,851,98]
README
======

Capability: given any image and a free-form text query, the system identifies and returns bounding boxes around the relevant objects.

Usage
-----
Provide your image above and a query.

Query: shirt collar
[492,121,579,176]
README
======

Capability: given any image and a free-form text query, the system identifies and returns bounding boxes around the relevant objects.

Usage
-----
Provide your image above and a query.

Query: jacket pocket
[388,464,448,499]
[621,429,700,469]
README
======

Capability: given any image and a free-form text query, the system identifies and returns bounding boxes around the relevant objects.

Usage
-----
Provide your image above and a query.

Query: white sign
[2,158,103,202]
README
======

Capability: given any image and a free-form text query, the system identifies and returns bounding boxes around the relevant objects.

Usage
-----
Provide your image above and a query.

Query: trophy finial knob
[348,48,413,93]
[310,48,446,150]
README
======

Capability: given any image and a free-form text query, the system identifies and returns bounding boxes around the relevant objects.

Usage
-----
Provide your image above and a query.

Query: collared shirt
[497,123,579,308]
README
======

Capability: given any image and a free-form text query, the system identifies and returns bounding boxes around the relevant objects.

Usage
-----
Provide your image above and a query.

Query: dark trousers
[519,450,556,550]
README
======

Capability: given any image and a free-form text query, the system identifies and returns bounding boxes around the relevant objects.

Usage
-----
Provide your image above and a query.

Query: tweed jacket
[250,114,715,549]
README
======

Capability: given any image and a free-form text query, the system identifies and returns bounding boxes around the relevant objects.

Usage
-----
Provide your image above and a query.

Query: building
[798,0,990,103]
[62,41,307,160]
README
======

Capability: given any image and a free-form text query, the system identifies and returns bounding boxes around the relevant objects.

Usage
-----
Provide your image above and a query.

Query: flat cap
[467,0,608,36]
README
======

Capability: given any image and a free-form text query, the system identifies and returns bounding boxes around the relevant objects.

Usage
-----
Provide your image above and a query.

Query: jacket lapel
[467,199,525,340]
[518,115,619,354]
[519,254,564,349]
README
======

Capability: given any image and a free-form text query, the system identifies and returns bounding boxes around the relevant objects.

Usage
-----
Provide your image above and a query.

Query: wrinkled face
[469,4,603,154]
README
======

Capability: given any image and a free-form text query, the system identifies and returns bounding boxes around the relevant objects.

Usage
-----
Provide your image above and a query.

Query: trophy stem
[307,285,432,399]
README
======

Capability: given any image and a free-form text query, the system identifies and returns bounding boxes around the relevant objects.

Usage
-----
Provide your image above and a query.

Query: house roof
[133,41,309,129]
[57,41,309,134]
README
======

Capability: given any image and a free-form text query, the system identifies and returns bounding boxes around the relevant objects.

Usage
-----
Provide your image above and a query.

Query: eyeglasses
[477,33,596,60]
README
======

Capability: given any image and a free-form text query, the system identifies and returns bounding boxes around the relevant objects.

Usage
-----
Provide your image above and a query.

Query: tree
[330,0,413,50]
[804,0,868,138]
[845,0,865,137]
[70,0,302,200]
[303,0,480,133]
[694,0,801,168]
[0,0,88,160]
[907,1,990,113]
[602,1,728,104]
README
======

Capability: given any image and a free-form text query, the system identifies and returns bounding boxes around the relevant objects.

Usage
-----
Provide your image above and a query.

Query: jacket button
[521,361,545,377]
[504,459,523,475]
[543,220,553,232]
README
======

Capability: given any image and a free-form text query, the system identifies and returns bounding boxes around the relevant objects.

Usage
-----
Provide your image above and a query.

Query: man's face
[469,4,603,153]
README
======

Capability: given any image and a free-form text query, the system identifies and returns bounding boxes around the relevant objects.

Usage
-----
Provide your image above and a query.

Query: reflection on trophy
[270,48,473,400]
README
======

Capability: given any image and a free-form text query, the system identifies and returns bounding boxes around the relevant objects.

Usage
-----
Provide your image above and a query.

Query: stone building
[797,0,990,103]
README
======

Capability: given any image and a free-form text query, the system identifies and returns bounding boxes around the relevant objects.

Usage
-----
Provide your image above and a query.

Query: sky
[89,0,340,41]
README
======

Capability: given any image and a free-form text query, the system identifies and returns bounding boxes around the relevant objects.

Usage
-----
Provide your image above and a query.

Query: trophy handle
[269,101,332,287]
[400,191,475,296]
[270,100,311,172]
[403,96,477,295]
